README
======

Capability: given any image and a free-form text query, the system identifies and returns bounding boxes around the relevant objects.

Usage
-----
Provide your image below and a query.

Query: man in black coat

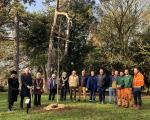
[8,71,19,111]
[20,67,33,109]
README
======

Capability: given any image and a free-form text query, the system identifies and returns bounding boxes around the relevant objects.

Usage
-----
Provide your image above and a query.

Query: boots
[136,105,141,110]
[133,104,141,110]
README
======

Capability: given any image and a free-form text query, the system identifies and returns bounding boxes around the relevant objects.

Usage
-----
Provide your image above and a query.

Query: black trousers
[8,101,14,111]
[20,95,31,109]
[133,90,142,106]
[49,89,56,100]
[70,87,77,101]
[60,86,67,101]
[98,87,105,103]
[89,89,96,101]
[34,94,41,106]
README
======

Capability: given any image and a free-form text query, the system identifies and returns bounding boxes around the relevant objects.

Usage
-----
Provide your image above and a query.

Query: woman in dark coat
[20,67,33,109]
[33,72,43,106]
[8,71,19,111]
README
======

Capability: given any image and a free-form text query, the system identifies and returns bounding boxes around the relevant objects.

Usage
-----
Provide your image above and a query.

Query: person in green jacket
[122,69,133,108]
[116,71,124,106]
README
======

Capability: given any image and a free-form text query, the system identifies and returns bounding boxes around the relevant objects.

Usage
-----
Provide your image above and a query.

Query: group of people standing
[109,68,144,109]
[8,67,43,111]
[7,66,144,112]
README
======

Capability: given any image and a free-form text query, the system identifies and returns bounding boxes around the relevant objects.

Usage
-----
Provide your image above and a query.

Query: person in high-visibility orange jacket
[133,67,144,110]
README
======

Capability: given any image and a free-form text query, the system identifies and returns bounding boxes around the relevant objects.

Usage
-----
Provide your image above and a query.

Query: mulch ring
[31,104,76,113]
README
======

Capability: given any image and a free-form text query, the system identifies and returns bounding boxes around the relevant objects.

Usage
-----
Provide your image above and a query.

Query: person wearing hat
[8,71,19,111]
[60,72,68,101]
[48,74,57,100]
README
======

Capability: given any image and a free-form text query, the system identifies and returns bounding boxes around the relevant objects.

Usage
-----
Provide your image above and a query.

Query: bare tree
[47,0,72,76]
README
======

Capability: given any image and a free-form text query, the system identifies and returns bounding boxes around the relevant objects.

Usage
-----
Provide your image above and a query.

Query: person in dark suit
[20,67,33,109]
[8,71,19,111]
[33,72,43,106]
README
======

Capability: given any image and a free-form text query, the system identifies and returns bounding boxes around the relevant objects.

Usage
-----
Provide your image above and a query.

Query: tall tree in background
[0,0,34,76]
[94,0,146,69]
[21,12,51,83]
[66,0,97,73]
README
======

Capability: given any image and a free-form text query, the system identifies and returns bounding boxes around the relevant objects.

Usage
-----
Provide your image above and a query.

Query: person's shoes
[89,100,92,102]
[133,104,137,108]
[28,106,31,109]
[136,105,141,110]
[7,109,12,112]
[73,100,77,102]
[114,104,118,108]
[34,105,38,107]
[101,101,104,104]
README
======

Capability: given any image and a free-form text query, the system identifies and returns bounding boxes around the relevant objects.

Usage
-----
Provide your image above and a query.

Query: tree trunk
[13,13,19,78]
[41,64,48,93]
[47,11,57,76]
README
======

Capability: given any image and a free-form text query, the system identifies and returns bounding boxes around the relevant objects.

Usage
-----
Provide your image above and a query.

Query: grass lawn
[0,92,150,120]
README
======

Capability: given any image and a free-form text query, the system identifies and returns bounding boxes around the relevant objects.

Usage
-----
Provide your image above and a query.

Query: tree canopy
[0,0,150,83]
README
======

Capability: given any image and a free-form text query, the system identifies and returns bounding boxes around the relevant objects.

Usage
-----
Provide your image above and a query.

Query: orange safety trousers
[122,88,133,108]
[117,88,124,106]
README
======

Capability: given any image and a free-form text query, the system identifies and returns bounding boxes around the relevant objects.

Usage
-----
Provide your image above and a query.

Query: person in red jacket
[133,67,144,110]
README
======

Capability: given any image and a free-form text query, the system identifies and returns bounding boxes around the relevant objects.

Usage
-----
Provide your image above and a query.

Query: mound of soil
[44,104,65,110]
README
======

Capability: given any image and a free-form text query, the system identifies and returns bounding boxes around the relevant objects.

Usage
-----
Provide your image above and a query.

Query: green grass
[0,92,150,120]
